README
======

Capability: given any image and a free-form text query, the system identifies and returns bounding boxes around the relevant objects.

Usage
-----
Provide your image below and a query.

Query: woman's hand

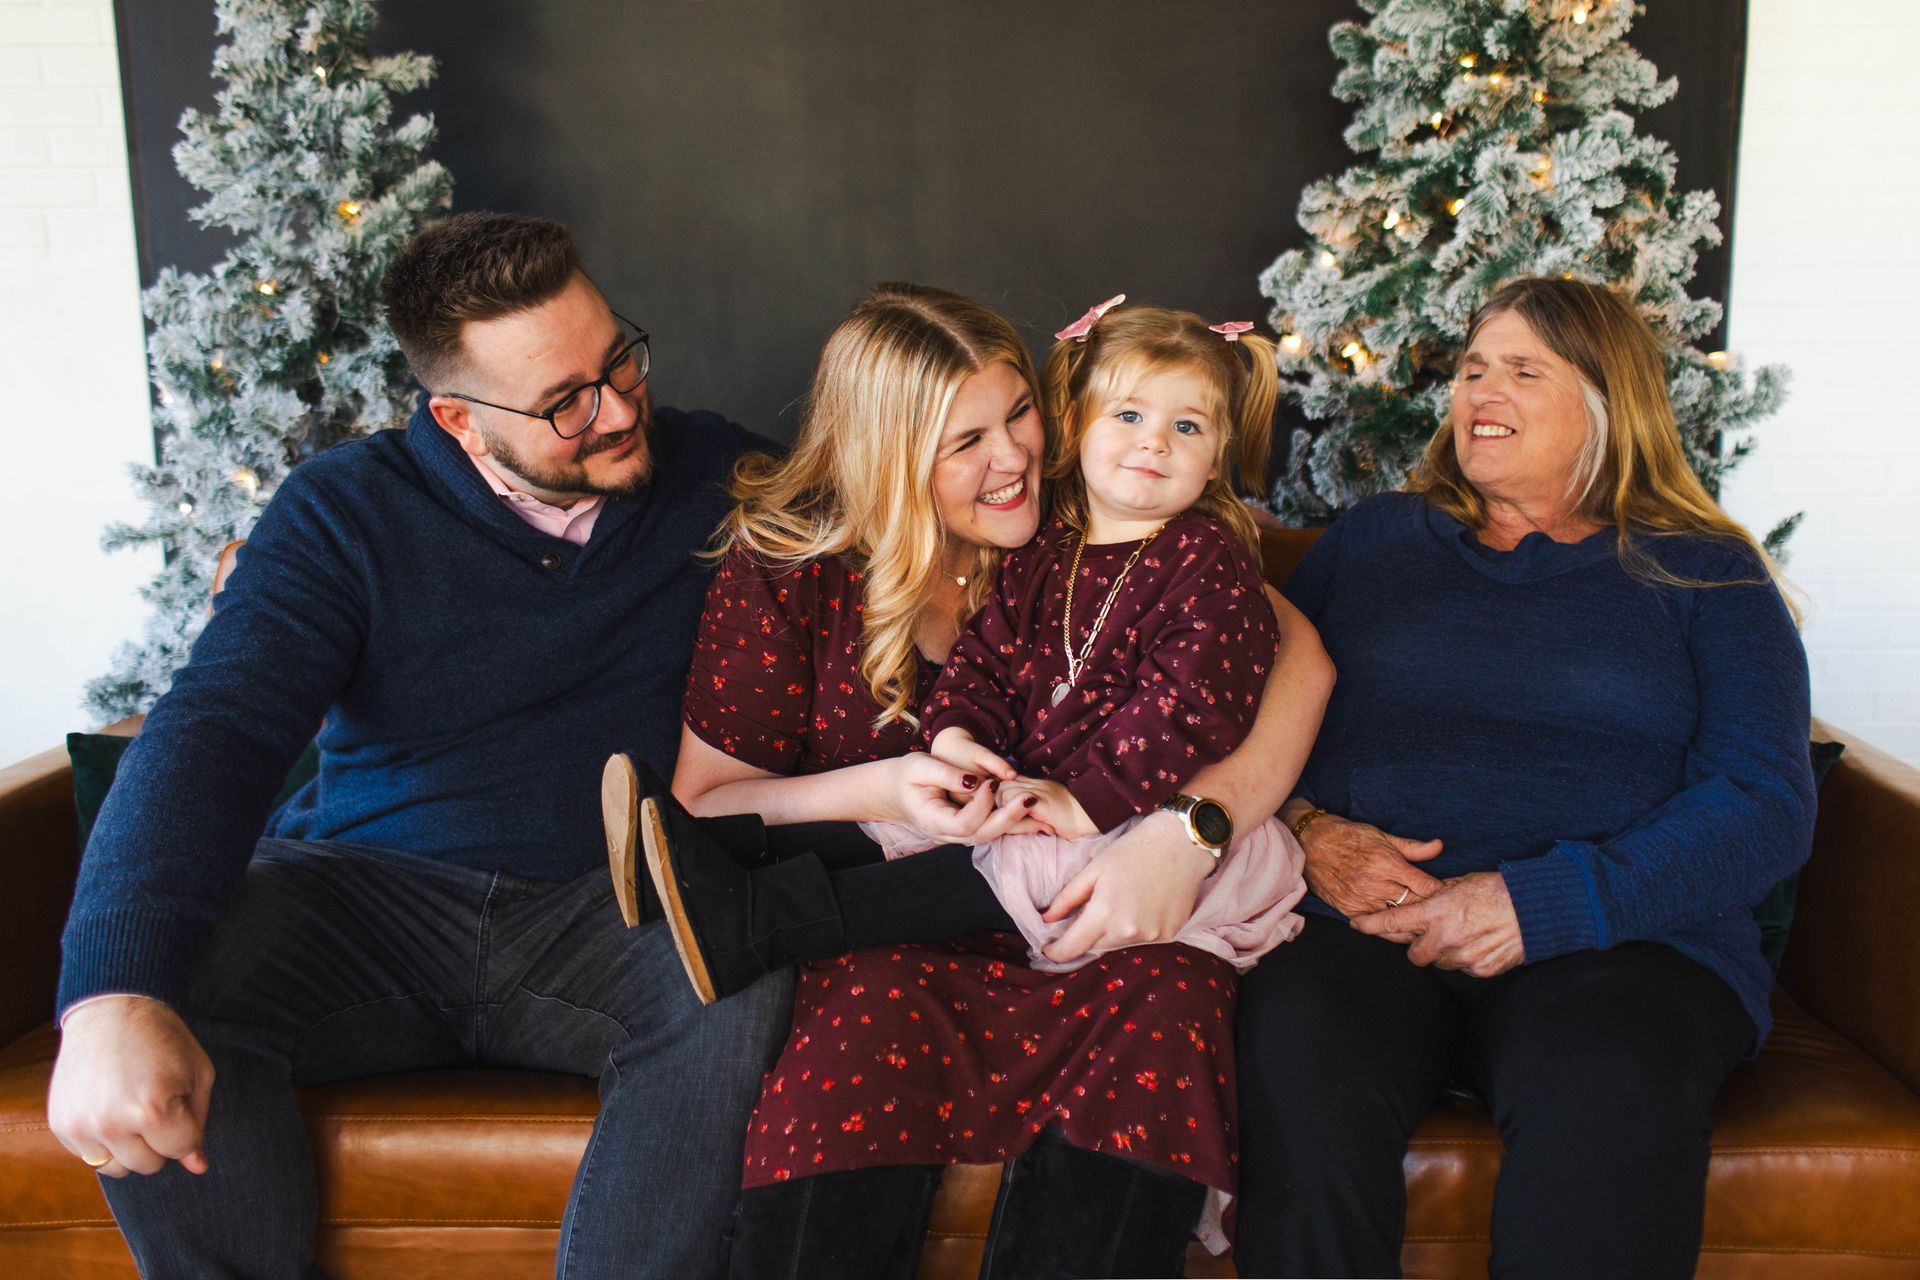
[880,752,1034,844]
[1038,810,1214,963]
[1349,872,1526,978]
[1294,808,1445,918]
[994,777,1098,840]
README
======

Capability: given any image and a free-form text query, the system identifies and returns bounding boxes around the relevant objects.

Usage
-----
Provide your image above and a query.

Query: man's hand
[1039,810,1213,963]
[47,996,215,1178]
[1294,809,1444,918]
[994,777,1098,841]
[1349,872,1526,978]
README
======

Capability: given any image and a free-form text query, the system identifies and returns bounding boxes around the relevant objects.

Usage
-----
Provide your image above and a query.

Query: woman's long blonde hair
[1041,304,1277,554]
[716,282,1041,728]
[1408,277,1797,619]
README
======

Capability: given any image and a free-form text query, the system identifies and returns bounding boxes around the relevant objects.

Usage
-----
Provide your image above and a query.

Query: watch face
[1191,800,1233,849]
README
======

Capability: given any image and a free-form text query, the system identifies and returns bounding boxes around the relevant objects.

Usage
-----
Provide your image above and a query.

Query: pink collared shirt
[467,453,604,545]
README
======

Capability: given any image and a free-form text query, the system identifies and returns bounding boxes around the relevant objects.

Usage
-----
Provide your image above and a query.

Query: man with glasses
[47,212,793,1277]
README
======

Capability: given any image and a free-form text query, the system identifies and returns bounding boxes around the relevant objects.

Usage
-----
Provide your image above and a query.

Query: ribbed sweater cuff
[56,907,207,1021]
[1498,845,1601,963]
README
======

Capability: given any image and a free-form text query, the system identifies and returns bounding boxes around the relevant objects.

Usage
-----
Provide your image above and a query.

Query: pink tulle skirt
[860,814,1307,973]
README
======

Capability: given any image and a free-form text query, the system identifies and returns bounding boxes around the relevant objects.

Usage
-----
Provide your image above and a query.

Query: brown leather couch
[3,529,1918,1278]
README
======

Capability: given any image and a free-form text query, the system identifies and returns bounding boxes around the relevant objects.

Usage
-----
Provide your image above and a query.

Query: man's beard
[483,400,654,499]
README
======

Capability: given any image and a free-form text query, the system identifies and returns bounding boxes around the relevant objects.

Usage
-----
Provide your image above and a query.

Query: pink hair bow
[1055,293,1126,343]
[1209,320,1255,342]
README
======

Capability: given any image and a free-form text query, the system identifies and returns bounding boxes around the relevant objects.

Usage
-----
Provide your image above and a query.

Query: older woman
[1234,277,1816,1278]
[646,282,1332,1276]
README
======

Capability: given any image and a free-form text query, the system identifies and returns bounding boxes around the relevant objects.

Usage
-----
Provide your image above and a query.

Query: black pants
[763,820,1019,947]
[727,1128,1207,1279]
[1235,919,1755,1279]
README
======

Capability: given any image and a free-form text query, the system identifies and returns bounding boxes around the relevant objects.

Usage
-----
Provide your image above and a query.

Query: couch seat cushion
[3,989,1916,1278]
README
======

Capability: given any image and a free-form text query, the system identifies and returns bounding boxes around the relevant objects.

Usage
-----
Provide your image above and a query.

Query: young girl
[857,296,1311,972]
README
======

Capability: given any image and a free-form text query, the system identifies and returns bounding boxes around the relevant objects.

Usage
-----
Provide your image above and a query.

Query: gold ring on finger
[80,1149,111,1168]
[1392,886,1410,907]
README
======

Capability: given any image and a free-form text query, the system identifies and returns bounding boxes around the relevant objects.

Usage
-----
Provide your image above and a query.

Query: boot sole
[641,797,720,1006]
[602,754,642,928]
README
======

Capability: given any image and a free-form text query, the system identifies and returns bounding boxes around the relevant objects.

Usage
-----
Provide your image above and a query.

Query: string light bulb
[1706,350,1729,369]
[1341,341,1371,368]
[1534,89,1549,103]
[314,65,328,81]
[210,352,225,372]
[1280,332,1304,353]
[231,468,260,499]
[1458,54,1477,69]
[316,351,330,364]
[1488,73,1505,87]
[177,499,195,515]
[1319,250,1337,269]
[1447,197,1467,216]
[256,280,277,297]
[1430,111,1445,127]
[1382,210,1401,230]
[337,199,362,222]
[1573,6,1589,23]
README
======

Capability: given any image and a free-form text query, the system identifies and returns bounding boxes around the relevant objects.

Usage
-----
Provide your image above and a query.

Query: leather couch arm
[0,719,141,1047]
[0,743,84,1046]
[1780,718,1920,1095]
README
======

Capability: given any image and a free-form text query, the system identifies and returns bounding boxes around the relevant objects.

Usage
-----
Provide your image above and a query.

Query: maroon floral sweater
[925,512,1277,830]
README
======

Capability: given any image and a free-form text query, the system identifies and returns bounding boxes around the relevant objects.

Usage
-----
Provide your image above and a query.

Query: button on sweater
[1283,492,1815,1047]
[57,400,765,1015]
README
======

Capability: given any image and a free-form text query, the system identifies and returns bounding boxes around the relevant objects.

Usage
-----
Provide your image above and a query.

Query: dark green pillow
[1753,739,1846,974]
[67,732,321,852]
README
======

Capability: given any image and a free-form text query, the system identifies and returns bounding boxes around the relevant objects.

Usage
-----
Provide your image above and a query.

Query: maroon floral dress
[682,547,1241,1199]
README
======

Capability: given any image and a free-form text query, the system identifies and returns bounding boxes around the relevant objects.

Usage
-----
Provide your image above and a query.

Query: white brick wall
[0,0,156,762]
[1720,0,1920,767]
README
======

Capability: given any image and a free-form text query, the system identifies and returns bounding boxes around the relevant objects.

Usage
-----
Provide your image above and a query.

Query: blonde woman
[1236,277,1816,1278]
[638,283,1332,1276]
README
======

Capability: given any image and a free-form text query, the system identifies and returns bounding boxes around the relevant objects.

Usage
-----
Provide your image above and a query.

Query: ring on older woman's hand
[1391,886,1410,907]
[80,1149,111,1168]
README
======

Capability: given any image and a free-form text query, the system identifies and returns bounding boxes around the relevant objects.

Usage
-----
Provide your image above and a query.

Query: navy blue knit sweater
[57,401,762,1015]
[1283,493,1815,1047]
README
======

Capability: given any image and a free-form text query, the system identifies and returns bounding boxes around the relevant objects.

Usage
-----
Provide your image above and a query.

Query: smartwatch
[1158,793,1233,865]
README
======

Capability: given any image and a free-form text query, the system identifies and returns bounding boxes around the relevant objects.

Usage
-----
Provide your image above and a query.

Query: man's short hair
[383,211,583,391]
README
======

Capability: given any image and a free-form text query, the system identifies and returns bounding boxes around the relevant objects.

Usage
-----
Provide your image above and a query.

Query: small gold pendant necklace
[1051,526,1161,707]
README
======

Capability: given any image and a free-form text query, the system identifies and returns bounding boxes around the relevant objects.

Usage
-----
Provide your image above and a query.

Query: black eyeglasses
[443,312,651,440]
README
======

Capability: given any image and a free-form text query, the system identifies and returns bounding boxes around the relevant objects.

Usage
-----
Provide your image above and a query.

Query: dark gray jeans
[98,838,795,1280]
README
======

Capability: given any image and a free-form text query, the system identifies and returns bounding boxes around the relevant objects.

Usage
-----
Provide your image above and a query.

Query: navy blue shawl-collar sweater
[58,401,763,1015]
[1283,493,1815,1047]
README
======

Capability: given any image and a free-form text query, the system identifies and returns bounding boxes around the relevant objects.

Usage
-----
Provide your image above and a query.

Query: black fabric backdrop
[114,0,1748,442]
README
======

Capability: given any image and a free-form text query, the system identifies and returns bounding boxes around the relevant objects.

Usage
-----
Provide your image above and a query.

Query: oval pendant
[1051,682,1071,707]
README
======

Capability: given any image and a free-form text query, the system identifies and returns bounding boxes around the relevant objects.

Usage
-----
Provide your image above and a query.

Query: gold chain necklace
[1052,526,1162,707]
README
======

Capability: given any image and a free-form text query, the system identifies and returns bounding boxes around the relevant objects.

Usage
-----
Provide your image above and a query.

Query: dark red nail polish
[962,775,978,789]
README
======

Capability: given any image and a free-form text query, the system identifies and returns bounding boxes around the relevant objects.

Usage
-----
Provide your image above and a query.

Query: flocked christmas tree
[85,0,452,718]
[1260,0,1789,537]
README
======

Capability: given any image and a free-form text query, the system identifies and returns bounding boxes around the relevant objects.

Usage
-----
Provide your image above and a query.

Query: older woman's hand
[1293,809,1446,917]
[1350,872,1526,978]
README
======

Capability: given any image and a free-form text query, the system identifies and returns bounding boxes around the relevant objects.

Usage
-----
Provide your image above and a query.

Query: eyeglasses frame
[439,311,651,440]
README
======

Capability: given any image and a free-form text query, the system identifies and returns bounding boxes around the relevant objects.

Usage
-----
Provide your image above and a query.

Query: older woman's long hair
[1408,277,1795,616]
[716,283,1040,728]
